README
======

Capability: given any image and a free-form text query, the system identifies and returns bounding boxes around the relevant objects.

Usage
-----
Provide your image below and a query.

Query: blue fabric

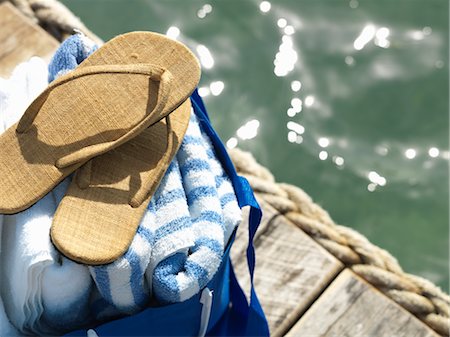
[66,92,270,337]
[191,91,270,337]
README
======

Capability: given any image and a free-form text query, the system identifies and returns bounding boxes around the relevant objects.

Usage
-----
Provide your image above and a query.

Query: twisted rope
[230,147,450,336]
[3,0,102,44]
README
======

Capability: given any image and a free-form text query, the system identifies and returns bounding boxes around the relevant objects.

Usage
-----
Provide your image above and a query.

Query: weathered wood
[231,199,343,336]
[0,2,59,78]
[286,269,441,337]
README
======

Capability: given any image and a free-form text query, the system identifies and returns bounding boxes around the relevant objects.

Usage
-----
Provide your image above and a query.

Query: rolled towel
[150,114,242,303]
[0,57,93,336]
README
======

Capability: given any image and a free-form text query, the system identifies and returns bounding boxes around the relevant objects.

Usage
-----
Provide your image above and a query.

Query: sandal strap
[75,115,174,208]
[16,63,173,168]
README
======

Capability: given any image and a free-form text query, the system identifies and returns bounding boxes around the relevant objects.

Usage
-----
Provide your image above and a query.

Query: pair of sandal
[0,32,201,265]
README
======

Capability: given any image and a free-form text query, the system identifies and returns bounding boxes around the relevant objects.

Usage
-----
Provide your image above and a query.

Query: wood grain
[231,199,343,336]
[286,269,441,337]
[0,2,58,78]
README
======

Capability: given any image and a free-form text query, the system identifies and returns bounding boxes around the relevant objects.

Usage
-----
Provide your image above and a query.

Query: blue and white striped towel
[49,34,242,313]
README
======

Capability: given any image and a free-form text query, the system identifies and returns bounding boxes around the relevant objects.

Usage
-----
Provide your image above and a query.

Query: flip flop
[0,31,200,214]
[51,99,192,265]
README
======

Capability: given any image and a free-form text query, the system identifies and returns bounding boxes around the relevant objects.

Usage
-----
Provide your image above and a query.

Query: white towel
[0,57,49,337]
[0,58,93,336]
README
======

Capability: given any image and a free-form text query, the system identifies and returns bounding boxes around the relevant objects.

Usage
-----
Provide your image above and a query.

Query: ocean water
[62,0,449,291]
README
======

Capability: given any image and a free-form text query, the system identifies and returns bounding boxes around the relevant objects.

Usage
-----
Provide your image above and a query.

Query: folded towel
[0,58,93,336]
[48,34,241,310]
[150,114,242,303]
[0,216,20,337]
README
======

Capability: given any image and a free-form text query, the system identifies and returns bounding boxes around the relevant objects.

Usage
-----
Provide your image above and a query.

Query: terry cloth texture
[0,57,93,336]
[0,34,241,335]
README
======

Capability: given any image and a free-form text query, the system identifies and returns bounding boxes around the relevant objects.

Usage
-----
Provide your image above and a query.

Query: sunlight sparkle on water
[318,137,330,148]
[226,137,238,149]
[334,156,344,166]
[284,25,295,35]
[277,18,287,28]
[166,26,180,39]
[287,121,305,134]
[405,148,417,159]
[345,56,355,66]
[375,27,390,48]
[367,183,376,192]
[236,120,260,140]
[210,81,224,96]
[196,45,214,69]
[428,147,440,158]
[198,86,210,97]
[319,151,328,160]
[259,1,271,13]
[291,80,302,92]
[274,35,298,77]
[197,5,212,19]
[287,108,296,117]
[368,171,387,186]
[354,24,376,51]
[304,95,315,107]
[349,0,359,9]
[291,98,302,112]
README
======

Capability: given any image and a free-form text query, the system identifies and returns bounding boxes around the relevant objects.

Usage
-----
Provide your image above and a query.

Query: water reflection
[287,121,305,134]
[274,35,298,77]
[196,45,214,69]
[319,150,328,160]
[259,1,271,13]
[197,4,212,18]
[277,18,287,28]
[210,81,224,96]
[318,137,330,148]
[304,95,315,107]
[291,80,302,92]
[368,171,387,186]
[353,24,376,50]
[428,147,439,158]
[166,26,180,39]
[333,156,344,166]
[374,27,390,48]
[405,148,417,159]
[236,120,260,140]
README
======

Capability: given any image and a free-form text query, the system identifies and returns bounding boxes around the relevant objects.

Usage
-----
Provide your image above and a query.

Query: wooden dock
[0,2,446,336]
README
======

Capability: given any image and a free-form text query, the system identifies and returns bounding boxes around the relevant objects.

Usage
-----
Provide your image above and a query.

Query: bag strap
[191,90,270,336]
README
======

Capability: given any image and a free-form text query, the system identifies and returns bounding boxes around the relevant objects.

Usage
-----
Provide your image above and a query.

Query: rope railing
[3,1,449,335]
[3,0,102,44]
[230,147,450,336]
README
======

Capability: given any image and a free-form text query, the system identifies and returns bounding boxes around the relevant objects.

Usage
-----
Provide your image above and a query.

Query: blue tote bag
[66,90,270,337]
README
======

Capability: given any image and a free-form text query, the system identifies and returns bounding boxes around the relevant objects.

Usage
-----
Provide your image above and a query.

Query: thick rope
[3,0,102,44]
[230,147,450,336]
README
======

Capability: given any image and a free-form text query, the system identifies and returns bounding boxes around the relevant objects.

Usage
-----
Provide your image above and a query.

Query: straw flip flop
[0,31,200,214]
[51,99,192,265]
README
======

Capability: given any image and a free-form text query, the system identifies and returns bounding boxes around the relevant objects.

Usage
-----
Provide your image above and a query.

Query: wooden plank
[0,2,59,78]
[286,269,441,337]
[231,199,343,336]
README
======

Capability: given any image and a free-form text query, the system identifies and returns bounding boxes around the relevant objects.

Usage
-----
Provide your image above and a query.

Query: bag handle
[191,90,270,336]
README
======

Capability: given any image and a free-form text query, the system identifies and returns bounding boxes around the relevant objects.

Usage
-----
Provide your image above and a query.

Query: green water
[62,0,449,291]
